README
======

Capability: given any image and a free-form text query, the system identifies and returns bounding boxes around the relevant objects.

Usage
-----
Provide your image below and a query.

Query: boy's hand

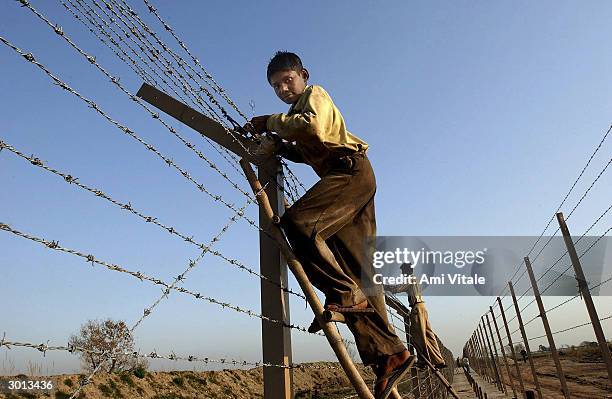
[254,134,281,159]
[245,115,271,135]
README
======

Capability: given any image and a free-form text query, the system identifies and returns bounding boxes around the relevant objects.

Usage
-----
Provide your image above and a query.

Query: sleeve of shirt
[266,86,334,142]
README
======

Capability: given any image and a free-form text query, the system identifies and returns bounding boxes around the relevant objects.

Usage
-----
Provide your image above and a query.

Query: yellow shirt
[266,85,368,176]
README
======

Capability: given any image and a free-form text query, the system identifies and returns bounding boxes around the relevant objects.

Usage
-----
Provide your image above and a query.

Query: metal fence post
[484,314,505,393]
[490,306,518,399]
[480,317,502,390]
[509,281,543,399]
[258,159,293,399]
[524,256,570,398]
[475,330,489,380]
[477,323,494,383]
[557,212,612,383]
[498,296,527,399]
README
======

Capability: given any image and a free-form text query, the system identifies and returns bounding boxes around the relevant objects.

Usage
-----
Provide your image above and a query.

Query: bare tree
[69,319,147,373]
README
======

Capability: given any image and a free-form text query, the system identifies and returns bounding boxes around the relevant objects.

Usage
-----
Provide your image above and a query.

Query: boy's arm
[278,141,306,164]
[266,87,333,142]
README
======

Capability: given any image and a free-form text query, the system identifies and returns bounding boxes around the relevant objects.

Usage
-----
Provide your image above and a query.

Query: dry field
[500,347,612,399]
[0,362,378,399]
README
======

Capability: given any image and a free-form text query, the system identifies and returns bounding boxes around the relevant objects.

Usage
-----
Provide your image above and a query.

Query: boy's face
[269,69,309,104]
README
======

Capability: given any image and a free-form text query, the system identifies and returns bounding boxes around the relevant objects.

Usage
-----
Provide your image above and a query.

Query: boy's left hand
[245,115,270,135]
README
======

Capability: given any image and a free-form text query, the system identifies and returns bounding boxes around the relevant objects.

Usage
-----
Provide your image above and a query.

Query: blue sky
[1,1,612,374]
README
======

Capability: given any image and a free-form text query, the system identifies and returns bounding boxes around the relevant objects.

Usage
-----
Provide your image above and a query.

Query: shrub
[69,319,148,374]
[133,365,147,379]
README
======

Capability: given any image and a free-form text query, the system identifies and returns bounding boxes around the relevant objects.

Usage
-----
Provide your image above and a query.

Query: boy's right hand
[254,134,281,159]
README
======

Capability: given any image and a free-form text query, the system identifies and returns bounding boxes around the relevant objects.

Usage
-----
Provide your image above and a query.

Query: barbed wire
[494,124,612,302]
[61,1,303,206]
[17,0,259,201]
[89,0,232,129]
[139,0,246,122]
[0,336,343,371]
[60,0,254,184]
[0,121,304,301]
[99,0,307,200]
[135,0,307,196]
[68,198,265,396]
[500,221,612,339]
[0,35,271,233]
[0,222,314,335]
[514,197,612,310]
[106,0,243,130]
[60,0,305,202]
[527,313,612,342]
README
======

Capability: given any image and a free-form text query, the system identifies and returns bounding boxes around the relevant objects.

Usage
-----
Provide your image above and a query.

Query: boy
[246,51,414,399]
[384,263,447,369]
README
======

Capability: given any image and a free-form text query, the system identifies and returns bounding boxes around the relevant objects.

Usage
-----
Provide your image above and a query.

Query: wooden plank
[136,83,257,162]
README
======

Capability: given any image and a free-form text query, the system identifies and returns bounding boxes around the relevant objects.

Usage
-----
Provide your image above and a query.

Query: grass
[133,366,147,379]
[98,379,124,398]
[119,372,135,387]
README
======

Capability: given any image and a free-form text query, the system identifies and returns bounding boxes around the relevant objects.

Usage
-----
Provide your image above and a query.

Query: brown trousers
[409,303,445,366]
[281,152,405,365]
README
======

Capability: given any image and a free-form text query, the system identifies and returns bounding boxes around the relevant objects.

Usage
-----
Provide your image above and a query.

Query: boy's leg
[281,154,406,366]
[329,206,406,366]
[281,155,373,307]
[409,304,429,365]
[424,318,445,366]
[411,303,445,366]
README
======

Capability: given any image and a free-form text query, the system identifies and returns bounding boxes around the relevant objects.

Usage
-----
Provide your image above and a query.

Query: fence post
[476,330,489,381]
[557,212,612,383]
[509,281,543,399]
[480,317,502,390]
[258,158,293,398]
[470,336,479,375]
[477,323,494,383]
[490,306,518,399]
[484,314,505,393]
[498,296,527,399]
[524,256,571,398]
[472,332,484,378]
[469,335,477,374]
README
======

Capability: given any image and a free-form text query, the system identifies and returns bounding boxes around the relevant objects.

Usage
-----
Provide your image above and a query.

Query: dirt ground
[498,350,612,399]
[0,361,456,399]
[0,362,378,399]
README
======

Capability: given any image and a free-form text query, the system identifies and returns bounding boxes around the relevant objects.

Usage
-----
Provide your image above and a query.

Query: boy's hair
[267,51,304,83]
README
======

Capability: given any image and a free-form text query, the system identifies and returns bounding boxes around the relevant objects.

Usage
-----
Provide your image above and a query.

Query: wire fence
[462,121,612,398]
[0,1,456,398]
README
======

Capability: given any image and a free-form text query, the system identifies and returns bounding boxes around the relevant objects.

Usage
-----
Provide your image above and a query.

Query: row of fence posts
[462,212,612,399]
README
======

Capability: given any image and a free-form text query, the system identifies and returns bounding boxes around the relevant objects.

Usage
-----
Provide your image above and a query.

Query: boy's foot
[435,363,447,369]
[374,350,416,399]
